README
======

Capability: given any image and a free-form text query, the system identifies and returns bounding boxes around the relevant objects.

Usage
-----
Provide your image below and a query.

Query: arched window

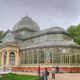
[10,52,15,65]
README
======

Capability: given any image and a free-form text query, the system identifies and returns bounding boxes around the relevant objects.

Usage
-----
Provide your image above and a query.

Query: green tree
[0,31,4,43]
[67,24,80,45]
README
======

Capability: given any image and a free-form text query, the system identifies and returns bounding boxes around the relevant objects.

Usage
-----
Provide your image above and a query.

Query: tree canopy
[67,24,80,45]
[0,31,4,43]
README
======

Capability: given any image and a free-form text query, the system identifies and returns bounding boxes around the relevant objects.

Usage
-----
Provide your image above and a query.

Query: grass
[0,73,38,80]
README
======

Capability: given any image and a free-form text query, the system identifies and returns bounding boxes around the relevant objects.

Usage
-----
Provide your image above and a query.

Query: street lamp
[37,65,41,78]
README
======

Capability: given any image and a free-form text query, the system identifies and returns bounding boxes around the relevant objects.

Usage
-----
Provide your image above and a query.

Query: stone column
[52,53,53,63]
[62,54,64,64]
[0,53,1,66]
[15,53,18,66]
[61,54,63,64]
[6,51,10,67]
[75,54,77,64]
[69,55,71,64]
[60,54,62,64]
[15,50,20,66]
[1,52,4,67]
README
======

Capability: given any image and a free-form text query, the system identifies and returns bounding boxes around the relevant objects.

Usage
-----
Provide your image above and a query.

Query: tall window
[77,55,80,63]
[10,52,15,65]
[25,50,28,64]
[45,49,52,63]
[63,55,69,63]
[34,50,37,63]
[39,50,44,63]
[71,55,75,63]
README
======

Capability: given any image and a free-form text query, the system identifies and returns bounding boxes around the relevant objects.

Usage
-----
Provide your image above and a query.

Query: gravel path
[13,72,80,80]
[48,73,80,80]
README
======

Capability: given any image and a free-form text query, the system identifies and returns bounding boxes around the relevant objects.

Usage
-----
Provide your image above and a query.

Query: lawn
[0,73,38,80]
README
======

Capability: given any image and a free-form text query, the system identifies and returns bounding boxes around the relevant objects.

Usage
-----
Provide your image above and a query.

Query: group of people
[37,66,59,80]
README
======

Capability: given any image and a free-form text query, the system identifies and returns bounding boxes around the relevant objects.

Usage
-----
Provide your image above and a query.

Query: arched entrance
[9,52,15,65]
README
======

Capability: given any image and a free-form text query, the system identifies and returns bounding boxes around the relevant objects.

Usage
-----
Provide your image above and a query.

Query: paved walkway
[48,73,80,80]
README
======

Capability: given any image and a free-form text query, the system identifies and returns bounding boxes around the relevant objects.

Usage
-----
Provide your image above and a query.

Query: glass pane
[10,52,15,65]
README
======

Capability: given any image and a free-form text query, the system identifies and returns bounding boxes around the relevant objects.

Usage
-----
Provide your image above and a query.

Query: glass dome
[13,16,40,32]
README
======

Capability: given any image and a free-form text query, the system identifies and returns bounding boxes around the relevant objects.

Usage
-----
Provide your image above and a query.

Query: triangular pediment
[2,30,15,43]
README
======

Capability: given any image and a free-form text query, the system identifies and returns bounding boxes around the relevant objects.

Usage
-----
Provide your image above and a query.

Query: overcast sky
[0,0,80,31]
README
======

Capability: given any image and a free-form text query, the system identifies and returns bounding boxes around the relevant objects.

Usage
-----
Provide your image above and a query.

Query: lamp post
[37,65,41,78]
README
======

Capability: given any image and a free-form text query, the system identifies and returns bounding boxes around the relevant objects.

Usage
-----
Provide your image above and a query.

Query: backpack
[46,71,49,76]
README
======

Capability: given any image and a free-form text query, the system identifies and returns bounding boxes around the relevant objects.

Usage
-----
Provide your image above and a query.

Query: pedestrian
[52,67,55,79]
[56,66,59,73]
[44,68,49,80]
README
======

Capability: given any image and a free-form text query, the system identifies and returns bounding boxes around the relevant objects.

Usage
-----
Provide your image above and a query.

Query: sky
[0,0,80,31]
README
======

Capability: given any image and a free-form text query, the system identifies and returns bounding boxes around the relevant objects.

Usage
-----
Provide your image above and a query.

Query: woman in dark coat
[44,68,49,80]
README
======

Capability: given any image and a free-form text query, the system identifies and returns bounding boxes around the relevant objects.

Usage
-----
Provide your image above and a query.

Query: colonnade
[1,49,19,68]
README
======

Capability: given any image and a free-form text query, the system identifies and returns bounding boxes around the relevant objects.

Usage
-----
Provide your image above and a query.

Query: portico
[0,43,20,68]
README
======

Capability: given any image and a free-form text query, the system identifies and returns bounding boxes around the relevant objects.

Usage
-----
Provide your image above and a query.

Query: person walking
[56,66,59,73]
[44,68,49,80]
[52,67,55,79]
